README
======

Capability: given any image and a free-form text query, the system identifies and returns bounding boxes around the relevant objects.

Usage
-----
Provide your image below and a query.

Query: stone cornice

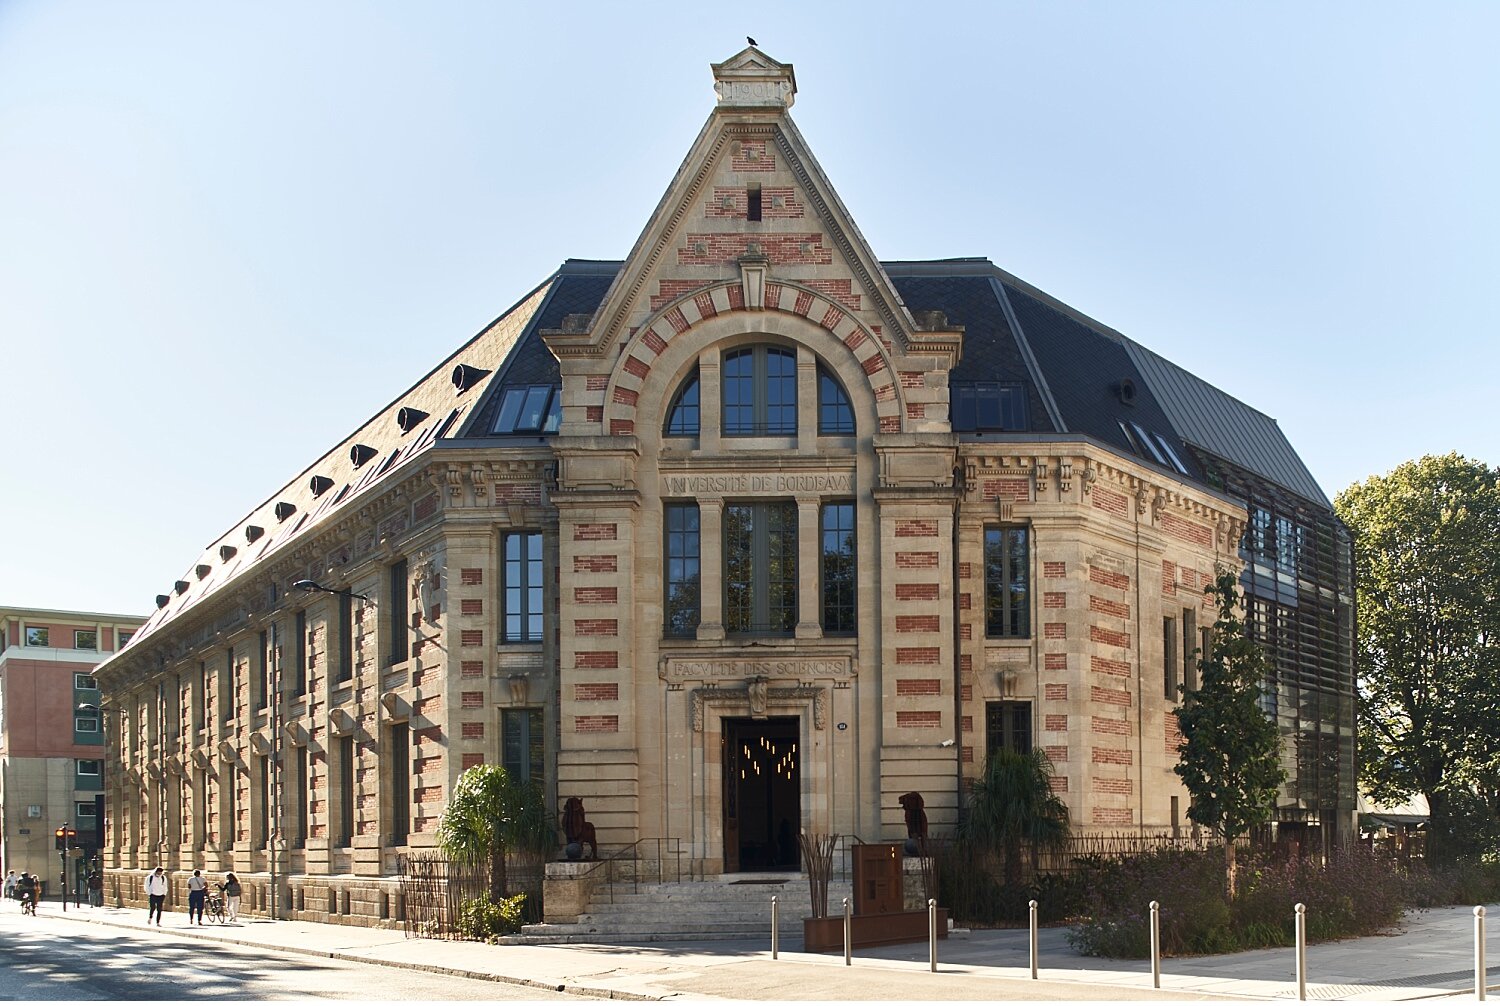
[959,441,1248,556]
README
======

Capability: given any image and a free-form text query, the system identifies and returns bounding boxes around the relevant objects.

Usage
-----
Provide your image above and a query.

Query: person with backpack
[86,868,103,908]
[144,867,168,925]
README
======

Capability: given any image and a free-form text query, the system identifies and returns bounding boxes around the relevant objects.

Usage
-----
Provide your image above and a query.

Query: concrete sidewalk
[51,899,1494,1001]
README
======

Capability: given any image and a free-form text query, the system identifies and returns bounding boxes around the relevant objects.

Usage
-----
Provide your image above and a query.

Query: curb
[67,910,661,1000]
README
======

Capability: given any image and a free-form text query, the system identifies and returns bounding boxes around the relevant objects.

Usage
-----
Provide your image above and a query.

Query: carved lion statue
[898,791,928,842]
[561,796,598,860]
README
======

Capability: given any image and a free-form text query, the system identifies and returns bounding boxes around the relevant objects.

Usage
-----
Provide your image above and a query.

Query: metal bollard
[929,898,938,973]
[1295,903,1307,1001]
[771,896,779,960]
[1477,906,1487,1001]
[1150,900,1161,989]
[844,897,852,966]
[1028,899,1039,979]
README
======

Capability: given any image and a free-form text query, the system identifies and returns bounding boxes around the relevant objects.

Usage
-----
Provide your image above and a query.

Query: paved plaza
[4,897,1495,1000]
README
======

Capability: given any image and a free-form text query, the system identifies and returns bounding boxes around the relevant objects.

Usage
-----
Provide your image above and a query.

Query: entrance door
[723,717,801,872]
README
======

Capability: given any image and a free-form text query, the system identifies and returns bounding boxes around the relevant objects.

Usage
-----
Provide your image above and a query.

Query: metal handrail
[570,837,695,903]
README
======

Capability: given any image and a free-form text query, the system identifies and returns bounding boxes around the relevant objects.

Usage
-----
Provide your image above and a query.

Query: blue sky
[2,2,1495,616]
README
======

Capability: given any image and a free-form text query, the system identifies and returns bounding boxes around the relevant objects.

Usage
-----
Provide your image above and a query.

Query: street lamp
[292,579,370,601]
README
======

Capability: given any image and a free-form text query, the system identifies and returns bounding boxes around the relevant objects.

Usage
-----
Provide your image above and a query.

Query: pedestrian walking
[222,872,241,923]
[3,870,15,905]
[144,867,168,925]
[186,869,207,925]
[87,868,103,908]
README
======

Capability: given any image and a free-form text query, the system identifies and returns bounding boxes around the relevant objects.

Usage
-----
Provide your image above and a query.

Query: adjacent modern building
[92,47,1356,924]
[0,606,145,892]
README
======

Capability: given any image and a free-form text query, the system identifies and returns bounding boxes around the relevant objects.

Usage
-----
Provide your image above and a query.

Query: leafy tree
[1334,453,1500,864]
[1175,569,1285,897]
[960,747,1071,887]
[437,765,554,901]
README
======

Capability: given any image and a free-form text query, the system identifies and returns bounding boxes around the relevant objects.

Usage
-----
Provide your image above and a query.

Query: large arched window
[723,346,796,436]
[665,368,700,436]
[818,366,854,435]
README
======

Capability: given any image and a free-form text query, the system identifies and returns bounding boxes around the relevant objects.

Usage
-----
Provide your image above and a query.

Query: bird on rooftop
[747,36,758,46]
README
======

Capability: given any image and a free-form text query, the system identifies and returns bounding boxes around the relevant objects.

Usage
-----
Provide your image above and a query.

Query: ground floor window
[985,700,1032,758]
[503,708,545,784]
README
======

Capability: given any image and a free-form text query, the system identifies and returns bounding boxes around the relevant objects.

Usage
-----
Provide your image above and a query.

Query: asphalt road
[0,903,580,1001]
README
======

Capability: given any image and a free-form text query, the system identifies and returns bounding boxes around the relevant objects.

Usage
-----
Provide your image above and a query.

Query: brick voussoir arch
[601,279,903,434]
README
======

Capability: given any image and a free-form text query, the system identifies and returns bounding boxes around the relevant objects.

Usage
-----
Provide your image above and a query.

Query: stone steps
[523,876,854,944]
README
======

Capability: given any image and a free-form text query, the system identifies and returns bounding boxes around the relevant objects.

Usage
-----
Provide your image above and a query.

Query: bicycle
[204,890,227,924]
[20,893,37,917]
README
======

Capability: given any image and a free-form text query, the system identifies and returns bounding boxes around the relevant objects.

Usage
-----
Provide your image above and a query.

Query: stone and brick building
[92,47,1355,924]
[0,606,144,891]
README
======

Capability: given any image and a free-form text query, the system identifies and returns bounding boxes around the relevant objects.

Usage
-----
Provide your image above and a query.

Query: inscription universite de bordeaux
[662,473,854,495]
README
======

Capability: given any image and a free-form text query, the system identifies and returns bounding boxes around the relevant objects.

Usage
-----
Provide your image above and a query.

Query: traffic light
[54,825,77,851]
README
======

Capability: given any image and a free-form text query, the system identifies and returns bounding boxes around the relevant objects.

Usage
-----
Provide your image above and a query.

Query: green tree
[960,747,1071,887]
[436,765,555,901]
[1334,453,1500,863]
[1175,569,1285,897]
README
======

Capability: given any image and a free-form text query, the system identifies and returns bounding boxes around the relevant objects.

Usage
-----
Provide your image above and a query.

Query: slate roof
[118,277,554,654]
[470,258,1328,510]
[114,254,1332,659]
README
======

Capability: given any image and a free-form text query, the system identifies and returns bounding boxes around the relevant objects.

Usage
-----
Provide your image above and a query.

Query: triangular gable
[547,48,956,368]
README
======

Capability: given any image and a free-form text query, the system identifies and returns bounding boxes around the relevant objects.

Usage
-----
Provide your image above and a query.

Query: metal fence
[398,850,545,940]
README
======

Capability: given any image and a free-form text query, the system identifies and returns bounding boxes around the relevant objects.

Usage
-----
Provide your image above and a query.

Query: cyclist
[16,873,37,916]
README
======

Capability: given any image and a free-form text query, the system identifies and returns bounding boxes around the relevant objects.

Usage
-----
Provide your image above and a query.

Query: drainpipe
[952,468,965,820]
[1135,499,1145,832]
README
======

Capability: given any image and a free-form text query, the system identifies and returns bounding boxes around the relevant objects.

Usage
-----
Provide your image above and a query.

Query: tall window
[725,502,797,634]
[226,764,238,844]
[197,661,208,731]
[388,723,410,845]
[665,369,700,436]
[985,701,1032,757]
[503,709,545,784]
[222,647,236,723]
[502,532,544,643]
[820,502,856,633]
[294,746,308,848]
[984,527,1031,638]
[255,631,268,709]
[664,504,701,637]
[388,558,410,664]
[336,593,353,683]
[1163,615,1179,700]
[292,611,307,696]
[723,346,797,436]
[257,754,272,847]
[338,735,355,847]
[1182,607,1198,692]
[818,367,854,435]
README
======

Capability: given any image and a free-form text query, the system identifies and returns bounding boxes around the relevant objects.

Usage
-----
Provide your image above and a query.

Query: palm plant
[437,765,555,900]
[960,747,1071,887]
